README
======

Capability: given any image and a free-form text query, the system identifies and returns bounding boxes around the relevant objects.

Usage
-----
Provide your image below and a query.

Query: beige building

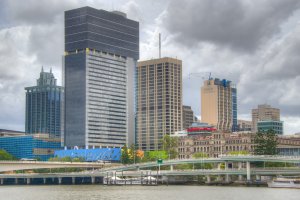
[201,78,234,131]
[0,129,25,137]
[136,57,182,150]
[182,105,195,129]
[252,104,280,133]
[178,132,255,159]
[237,120,252,132]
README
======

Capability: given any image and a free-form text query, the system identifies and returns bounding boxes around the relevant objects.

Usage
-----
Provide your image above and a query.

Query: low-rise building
[178,132,300,158]
[277,134,300,156]
[178,132,255,159]
[0,134,62,161]
[237,120,252,132]
[0,129,25,137]
[257,120,283,135]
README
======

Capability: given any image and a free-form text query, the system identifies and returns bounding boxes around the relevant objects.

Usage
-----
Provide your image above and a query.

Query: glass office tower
[64,7,139,148]
[232,88,238,132]
[25,68,64,138]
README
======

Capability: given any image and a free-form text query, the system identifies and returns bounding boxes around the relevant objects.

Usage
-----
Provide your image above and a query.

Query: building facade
[257,120,283,135]
[178,132,255,159]
[64,7,139,148]
[0,134,61,161]
[252,104,280,133]
[177,132,300,159]
[182,105,194,130]
[201,78,235,132]
[25,68,64,138]
[277,134,300,156]
[237,120,252,132]
[136,57,182,150]
[0,129,25,137]
[232,88,238,131]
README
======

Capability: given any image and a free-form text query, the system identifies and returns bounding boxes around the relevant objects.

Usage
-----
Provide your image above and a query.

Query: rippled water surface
[1,185,300,200]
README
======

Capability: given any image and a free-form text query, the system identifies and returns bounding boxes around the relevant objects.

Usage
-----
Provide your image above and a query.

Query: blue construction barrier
[54,148,121,162]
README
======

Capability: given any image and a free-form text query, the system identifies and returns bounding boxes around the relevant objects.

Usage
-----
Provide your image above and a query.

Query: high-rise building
[201,78,235,132]
[64,7,139,148]
[232,87,238,131]
[25,68,64,138]
[136,57,182,150]
[182,105,194,129]
[251,104,280,133]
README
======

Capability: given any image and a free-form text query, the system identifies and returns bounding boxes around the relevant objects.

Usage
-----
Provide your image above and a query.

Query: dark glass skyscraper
[64,7,139,148]
[232,88,238,132]
[25,68,64,138]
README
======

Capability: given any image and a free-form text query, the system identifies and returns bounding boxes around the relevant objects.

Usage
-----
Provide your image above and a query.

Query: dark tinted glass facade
[232,88,238,132]
[25,69,64,139]
[65,7,139,60]
[64,7,139,148]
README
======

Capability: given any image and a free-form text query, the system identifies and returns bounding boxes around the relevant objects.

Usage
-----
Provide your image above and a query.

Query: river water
[1,185,299,200]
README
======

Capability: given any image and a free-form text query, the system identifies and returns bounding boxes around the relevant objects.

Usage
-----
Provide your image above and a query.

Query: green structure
[257,120,283,135]
[25,68,64,139]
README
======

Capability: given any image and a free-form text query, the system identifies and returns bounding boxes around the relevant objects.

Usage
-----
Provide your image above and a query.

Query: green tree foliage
[0,149,16,160]
[161,135,178,159]
[192,152,209,158]
[48,156,85,162]
[121,145,131,164]
[228,150,249,155]
[254,129,278,155]
[192,152,213,169]
[142,150,168,162]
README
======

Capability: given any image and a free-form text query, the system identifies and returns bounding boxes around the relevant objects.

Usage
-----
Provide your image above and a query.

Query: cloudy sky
[1,0,300,134]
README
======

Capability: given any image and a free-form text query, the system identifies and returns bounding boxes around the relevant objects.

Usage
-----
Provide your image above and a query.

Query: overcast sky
[1,0,300,134]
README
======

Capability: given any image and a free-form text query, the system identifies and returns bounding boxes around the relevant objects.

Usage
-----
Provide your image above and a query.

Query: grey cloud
[5,0,80,26]
[28,23,64,67]
[261,31,300,80]
[163,0,300,52]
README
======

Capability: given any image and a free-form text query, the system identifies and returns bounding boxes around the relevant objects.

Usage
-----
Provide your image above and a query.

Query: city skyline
[1,0,300,134]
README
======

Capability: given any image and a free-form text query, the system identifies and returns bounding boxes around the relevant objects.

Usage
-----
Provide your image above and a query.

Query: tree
[121,145,130,164]
[192,152,212,169]
[254,129,278,155]
[161,135,178,159]
[228,150,249,155]
[0,149,16,160]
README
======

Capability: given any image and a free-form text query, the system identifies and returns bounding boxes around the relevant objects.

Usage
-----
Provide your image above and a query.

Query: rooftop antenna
[159,33,161,58]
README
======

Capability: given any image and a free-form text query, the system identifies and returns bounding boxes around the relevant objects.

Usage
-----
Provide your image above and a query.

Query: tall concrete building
[201,78,236,132]
[64,7,139,148]
[136,57,182,150]
[25,68,64,138]
[182,105,194,129]
[252,104,280,133]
